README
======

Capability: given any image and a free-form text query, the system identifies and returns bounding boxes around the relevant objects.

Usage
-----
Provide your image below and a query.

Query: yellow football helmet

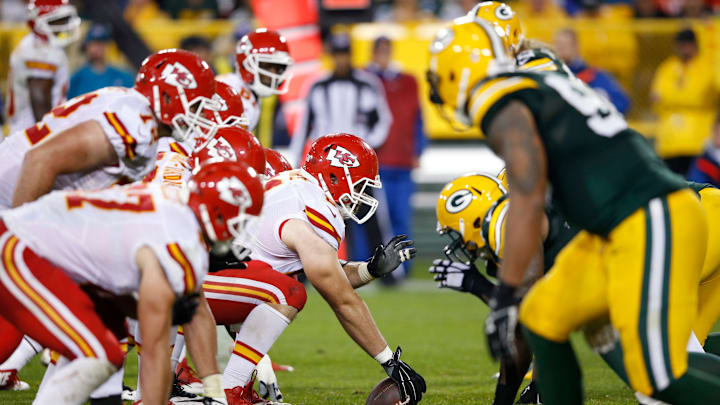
[469,1,524,53]
[427,15,514,132]
[436,173,508,262]
[497,167,508,189]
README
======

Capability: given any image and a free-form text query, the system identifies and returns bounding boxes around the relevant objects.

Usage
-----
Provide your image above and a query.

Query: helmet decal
[326,146,360,168]
[495,4,513,20]
[445,189,474,214]
[216,176,249,206]
[205,136,237,161]
[161,63,198,89]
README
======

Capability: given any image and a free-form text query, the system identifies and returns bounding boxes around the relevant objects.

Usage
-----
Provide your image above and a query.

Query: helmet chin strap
[199,203,218,241]
[317,173,350,218]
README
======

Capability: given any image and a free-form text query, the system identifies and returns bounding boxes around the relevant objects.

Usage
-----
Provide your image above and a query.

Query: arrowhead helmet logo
[205,136,237,161]
[161,62,198,89]
[216,176,249,206]
[445,189,474,214]
[326,146,360,168]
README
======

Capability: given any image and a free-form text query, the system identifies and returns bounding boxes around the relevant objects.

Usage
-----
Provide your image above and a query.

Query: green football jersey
[515,47,573,77]
[468,71,687,236]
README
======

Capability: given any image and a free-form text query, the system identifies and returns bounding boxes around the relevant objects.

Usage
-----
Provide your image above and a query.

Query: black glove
[208,250,249,273]
[382,347,426,404]
[367,235,416,278]
[172,292,200,325]
[485,284,520,362]
[428,259,495,303]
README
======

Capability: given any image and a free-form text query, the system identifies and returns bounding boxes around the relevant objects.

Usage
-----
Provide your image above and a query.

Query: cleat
[176,358,203,395]
[635,392,670,405]
[517,381,541,404]
[0,369,29,391]
[122,385,137,401]
[270,362,293,373]
[170,374,198,402]
[40,348,51,367]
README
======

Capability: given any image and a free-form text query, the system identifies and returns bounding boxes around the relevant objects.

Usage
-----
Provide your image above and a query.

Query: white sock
[1,336,43,370]
[687,331,705,353]
[171,333,186,374]
[33,357,116,405]
[222,304,290,389]
[33,355,69,404]
[90,363,124,399]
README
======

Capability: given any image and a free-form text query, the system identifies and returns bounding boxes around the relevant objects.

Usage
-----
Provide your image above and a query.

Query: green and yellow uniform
[471,69,704,395]
[515,47,572,76]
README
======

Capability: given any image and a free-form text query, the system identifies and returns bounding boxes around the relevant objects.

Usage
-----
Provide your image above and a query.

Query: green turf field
[0,276,645,405]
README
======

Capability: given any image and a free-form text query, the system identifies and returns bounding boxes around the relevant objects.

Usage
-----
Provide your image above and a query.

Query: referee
[291,33,394,269]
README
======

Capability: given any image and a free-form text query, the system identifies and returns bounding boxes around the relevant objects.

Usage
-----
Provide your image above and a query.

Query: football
[366,377,402,405]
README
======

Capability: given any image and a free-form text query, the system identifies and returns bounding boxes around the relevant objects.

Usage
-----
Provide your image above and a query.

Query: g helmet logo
[445,189,474,214]
[216,176,248,206]
[495,4,514,20]
[161,62,198,89]
[205,136,237,161]
[326,146,360,168]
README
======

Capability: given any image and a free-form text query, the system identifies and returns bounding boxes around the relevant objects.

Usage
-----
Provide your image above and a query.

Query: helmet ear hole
[473,217,482,229]
[329,173,339,185]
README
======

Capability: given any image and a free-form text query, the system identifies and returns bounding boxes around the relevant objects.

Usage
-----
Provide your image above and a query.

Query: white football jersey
[245,169,345,274]
[142,137,193,188]
[6,33,70,135]
[0,87,159,209]
[216,73,260,131]
[2,184,208,297]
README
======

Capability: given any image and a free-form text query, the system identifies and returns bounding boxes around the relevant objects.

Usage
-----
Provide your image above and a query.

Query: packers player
[469,1,571,75]
[426,16,720,404]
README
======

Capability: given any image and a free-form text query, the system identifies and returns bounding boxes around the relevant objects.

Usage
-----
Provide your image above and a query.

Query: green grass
[0,280,642,405]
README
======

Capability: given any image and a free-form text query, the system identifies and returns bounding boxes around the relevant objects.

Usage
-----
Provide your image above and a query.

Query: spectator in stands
[684,0,711,18]
[165,0,218,19]
[67,24,135,99]
[554,28,630,115]
[688,118,720,187]
[366,36,426,281]
[0,0,26,22]
[180,35,215,73]
[633,0,667,18]
[651,28,719,175]
[292,33,393,267]
[374,0,435,22]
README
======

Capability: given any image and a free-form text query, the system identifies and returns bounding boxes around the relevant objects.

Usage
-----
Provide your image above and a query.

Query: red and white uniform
[5,33,69,135]
[0,184,207,367]
[245,169,345,274]
[0,87,158,208]
[142,136,193,188]
[216,73,260,131]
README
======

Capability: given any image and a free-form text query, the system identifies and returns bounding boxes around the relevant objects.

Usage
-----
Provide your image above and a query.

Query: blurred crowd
[4,0,720,23]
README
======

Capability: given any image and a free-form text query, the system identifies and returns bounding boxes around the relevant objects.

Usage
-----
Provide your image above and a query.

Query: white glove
[256,354,283,402]
[429,259,475,291]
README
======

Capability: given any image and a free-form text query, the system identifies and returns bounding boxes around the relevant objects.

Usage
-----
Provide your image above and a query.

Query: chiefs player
[0,161,263,405]
[5,0,81,136]
[264,148,292,178]
[0,49,217,393]
[216,28,293,132]
[217,133,425,405]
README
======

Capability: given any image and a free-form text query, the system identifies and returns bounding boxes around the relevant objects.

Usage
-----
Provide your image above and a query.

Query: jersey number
[24,93,100,146]
[66,191,155,212]
[544,75,626,138]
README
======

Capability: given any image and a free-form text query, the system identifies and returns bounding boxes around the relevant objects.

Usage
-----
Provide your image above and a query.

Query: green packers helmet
[436,173,508,262]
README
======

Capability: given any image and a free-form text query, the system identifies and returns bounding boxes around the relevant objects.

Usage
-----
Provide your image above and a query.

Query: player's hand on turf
[367,235,416,278]
[485,284,520,362]
[382,347,426,404]
[171,292,200,325]
[256,354,284,401]
[428,259,488,292]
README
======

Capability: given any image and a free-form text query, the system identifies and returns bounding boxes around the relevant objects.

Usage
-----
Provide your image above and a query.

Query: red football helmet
[206,80,248,133]
[192,126,266,178]
[28,0,81,47]
[135,49,219,142]
[236,29,293,98]
[187,160,264,252]
[302,133,381,224]
[264,148,292,178]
